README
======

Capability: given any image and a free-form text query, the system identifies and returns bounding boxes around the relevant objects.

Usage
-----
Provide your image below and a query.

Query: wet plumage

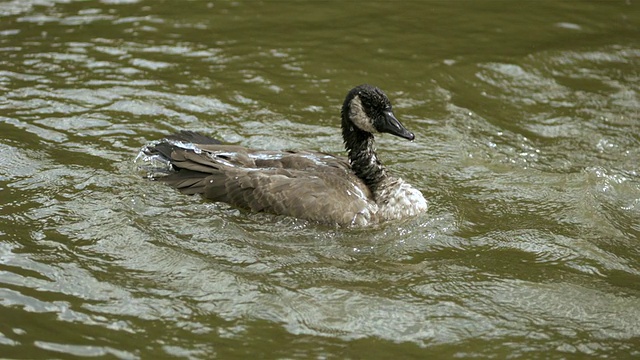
[139,84,427,226]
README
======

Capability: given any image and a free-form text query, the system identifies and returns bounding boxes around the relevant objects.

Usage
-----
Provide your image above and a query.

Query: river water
[1,0,639,358]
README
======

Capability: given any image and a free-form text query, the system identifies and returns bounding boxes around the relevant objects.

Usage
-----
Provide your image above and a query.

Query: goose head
[341,84,414,141]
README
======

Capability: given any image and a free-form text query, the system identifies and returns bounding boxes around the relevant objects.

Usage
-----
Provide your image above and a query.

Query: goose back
[146,134,378,226]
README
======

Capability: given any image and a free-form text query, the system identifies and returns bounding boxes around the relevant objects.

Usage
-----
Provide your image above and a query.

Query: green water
[1,0,639,358]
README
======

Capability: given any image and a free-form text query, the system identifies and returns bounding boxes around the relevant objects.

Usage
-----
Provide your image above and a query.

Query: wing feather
[200,168,373,225]
[145,135,375,225]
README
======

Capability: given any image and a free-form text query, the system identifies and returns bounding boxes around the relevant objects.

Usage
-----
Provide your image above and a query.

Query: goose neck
[342,125,387,192]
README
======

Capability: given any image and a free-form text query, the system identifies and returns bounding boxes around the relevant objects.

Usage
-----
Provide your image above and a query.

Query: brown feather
[140,84,427,226]
[151,138,375,225]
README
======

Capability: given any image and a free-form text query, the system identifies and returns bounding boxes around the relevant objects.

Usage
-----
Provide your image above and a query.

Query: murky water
[1,0,639,358]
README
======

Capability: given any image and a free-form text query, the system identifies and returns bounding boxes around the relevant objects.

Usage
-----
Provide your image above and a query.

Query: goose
[138,84,427,226]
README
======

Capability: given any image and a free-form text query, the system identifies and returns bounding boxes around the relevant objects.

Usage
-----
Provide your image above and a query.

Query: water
[1,0,639,358]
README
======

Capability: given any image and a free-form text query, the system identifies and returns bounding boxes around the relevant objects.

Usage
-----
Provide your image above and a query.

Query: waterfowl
[139,84,427,226]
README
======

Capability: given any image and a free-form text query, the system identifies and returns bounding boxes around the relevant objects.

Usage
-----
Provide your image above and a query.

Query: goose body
[139,84,427,226]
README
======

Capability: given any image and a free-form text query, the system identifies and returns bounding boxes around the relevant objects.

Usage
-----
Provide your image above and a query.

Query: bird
[138,84,427,226]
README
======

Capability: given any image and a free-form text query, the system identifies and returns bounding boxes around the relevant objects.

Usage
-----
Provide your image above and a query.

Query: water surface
[1,0,639,358]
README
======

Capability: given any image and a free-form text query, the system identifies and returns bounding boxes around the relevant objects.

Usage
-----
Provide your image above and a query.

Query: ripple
[0,0,638,358]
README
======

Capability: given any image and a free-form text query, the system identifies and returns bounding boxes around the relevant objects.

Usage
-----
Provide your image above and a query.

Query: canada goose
[138,84,427,226]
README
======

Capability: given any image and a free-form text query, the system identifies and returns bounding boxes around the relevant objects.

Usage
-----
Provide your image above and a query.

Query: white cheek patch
[349,95,377,133]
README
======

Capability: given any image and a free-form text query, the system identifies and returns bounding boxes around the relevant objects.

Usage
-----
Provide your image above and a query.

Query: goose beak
[380,111,415,141]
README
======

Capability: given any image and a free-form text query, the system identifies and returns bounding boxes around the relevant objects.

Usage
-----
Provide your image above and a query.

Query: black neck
[341,117,387,193]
